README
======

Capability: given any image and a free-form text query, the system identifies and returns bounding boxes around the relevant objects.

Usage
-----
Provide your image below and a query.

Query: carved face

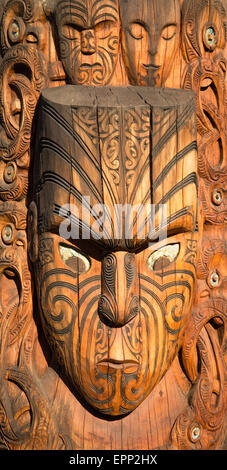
[55,0,120,85]
[31,227,197,416]
[30,85,198,417]
[120,0,180,86]
[0,203,32,346]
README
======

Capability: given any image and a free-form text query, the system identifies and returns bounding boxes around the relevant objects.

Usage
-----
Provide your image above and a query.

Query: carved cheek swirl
[37,269,79,375]
[74,294,117,408]
[164,291,190,331]
[120,240,196,412]
[40,272,77,335]
[36,237,103,395]
[91,30,119,85]
[38,265,104,389]
[58,37,72,63]
[136,272,193,394]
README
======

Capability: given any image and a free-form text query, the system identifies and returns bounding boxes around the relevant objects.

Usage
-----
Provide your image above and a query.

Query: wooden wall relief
[0,0,226,451]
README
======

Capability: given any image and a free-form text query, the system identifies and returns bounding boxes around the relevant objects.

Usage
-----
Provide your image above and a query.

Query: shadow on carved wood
[0,0,226,450]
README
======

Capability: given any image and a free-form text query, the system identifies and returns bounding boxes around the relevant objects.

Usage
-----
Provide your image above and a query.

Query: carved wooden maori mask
[0,202,32,352]
[120,0,181,86]
[54,0,120,85]
[29,85,199,416]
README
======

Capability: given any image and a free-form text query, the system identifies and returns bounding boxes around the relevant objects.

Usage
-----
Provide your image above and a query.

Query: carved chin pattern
[137,68,161,87]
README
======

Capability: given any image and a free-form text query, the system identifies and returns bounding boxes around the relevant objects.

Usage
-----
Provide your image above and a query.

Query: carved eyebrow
[129,19,148,30]
[91,1,119,24]
[57,0,88,25]
[93,13,118,25]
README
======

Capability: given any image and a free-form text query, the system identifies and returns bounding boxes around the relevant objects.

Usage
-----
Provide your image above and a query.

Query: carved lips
[97,359,139,374]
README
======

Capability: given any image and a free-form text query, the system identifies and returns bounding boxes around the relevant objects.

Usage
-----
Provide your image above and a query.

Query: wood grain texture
[0,0,226,450]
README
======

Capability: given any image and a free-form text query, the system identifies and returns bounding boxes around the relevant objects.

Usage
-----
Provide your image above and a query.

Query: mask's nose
[147,26,159,59]
[81,29,96,55]
[98,252,139,327]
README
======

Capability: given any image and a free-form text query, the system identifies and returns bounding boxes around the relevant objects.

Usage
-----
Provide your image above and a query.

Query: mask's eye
[147,244,180,271]
[95,20,116,39]
[129,22,146,40]
[59,245,91,273]
[162,24,177,41]
[1,224,14,245]
[26,32,38,44]
[61,24,81,39]
[8,17,25,44]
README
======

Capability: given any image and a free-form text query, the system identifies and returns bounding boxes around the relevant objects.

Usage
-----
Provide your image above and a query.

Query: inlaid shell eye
[208,270,221,288]
[59,245,91,273]
[1,224,14,244]
[147,244,180,271]
[8,17,25,44]
[4,163,16,184]
[203,24,218,51]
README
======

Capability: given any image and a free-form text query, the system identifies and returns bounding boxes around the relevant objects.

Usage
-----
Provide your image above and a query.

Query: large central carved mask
[29,83,199,417]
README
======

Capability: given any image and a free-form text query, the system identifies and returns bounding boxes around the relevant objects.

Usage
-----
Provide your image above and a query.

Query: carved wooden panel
[0,0,226,451]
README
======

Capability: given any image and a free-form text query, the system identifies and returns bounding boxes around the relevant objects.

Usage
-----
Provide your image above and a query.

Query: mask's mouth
[142,63,160,71]
[80,62,102,68]
[97,359,139,374]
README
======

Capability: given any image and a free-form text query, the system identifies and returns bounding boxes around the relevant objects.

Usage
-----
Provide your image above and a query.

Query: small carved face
[55,0,120,85]
[0,204,32,341]
[120,0,180,86]
[32,225,197,416]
